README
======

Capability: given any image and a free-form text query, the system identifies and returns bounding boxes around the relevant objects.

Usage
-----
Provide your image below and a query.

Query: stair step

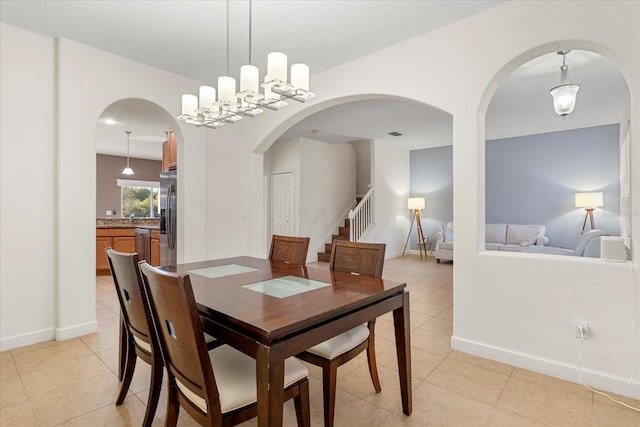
[332,234,349,242]
[325,243,333,253]
[317,252,331,263]
[338,226,350,236]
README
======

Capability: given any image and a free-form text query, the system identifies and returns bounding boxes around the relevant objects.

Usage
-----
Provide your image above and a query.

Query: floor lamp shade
[407,198,425,210]
[575,192,603,208]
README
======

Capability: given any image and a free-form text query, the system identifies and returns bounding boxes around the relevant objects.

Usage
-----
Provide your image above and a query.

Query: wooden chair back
[138,262,222,424]
[105,248,156,357]
[329,240,386,278]
[269,235,310,265]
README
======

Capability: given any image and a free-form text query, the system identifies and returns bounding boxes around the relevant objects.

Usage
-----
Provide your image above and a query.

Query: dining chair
[269,234,310,265]
[138,261,311,427]
[105,248,162,427]
[296,239,386,427]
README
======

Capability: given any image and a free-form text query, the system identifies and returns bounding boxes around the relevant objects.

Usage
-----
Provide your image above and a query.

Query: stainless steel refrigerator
[159,170,177,265]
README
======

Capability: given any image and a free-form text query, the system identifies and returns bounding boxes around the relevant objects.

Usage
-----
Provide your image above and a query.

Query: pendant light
[122,131,134,175]
[549,50,580,117]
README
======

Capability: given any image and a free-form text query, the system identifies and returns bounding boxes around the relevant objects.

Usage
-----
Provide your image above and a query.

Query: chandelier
[549,50,580,117]
[178,0,314,129]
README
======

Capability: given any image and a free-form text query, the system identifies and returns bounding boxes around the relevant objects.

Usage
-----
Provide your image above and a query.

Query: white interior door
[272,171,295,236]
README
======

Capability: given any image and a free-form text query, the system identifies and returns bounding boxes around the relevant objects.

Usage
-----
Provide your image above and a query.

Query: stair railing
[348,186,374,242]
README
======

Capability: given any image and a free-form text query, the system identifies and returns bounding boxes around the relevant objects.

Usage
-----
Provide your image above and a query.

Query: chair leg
[164,382,180,427]
[116,339,137,405]
[366,320,382,393]
[141,359,163,427]
[293,378,311,427]
[118,318,127,381]
[322,364,338,427]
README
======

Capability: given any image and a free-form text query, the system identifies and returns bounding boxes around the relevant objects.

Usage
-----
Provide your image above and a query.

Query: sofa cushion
[438,241,454,250]
[485,224,507,244]
[484,242,502,251]
[506,224,545,245]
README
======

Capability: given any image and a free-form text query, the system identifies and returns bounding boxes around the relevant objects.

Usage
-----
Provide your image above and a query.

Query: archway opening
[482,46,630,259]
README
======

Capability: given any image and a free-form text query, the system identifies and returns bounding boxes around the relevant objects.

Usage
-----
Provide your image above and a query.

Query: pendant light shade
[122,131,134,175]
[550,51,580,117]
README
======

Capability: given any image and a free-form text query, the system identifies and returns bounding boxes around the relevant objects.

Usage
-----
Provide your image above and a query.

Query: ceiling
[1,1,628,160]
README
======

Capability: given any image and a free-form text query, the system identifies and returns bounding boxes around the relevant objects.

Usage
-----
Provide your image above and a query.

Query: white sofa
[435,223,549,263]
[525,229,609,257]
[485,223,549,252]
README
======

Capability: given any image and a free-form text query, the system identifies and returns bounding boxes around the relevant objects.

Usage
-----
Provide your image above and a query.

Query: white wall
[0,25,57,346]
[352,139,372,196]
[1,0,638,399]
[300,138,355,258]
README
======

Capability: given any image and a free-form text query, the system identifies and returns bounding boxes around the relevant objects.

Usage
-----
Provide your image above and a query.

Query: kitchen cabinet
[162,130,177,172]
[150,230,160,266]
[96,228,136,275]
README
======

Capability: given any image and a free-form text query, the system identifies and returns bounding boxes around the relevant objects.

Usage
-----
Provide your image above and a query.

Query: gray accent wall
[410,124,621,251]
[409,145,453,248]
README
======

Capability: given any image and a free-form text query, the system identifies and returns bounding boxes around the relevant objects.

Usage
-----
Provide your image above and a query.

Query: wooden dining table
[160,256,412,426]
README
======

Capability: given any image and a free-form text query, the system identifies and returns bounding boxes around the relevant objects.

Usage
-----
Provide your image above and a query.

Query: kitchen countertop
[96,218,160,230]
[96,225,160,230]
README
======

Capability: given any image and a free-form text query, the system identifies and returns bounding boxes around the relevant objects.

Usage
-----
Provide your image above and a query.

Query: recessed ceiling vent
[388,131,403,137]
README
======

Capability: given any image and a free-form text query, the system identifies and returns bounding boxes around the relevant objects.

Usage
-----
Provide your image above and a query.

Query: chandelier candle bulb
[240,65,259,93]
[182,94,198,116]
[218,76,236,103]
[199,86,216,110]
[291,63,309,91]
[267,52,287,82]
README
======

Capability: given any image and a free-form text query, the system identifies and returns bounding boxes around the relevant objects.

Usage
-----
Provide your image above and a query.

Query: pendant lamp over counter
[122,131,134,175]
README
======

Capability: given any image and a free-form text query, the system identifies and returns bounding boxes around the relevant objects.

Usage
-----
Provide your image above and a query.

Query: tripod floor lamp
[575,192,603,234]
[402,197,427,257]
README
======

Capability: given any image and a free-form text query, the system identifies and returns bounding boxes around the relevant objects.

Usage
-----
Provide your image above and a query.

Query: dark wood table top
[161,256,406,343]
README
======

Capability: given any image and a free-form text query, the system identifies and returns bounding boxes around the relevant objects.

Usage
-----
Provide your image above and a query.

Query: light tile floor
[1,255,639,426]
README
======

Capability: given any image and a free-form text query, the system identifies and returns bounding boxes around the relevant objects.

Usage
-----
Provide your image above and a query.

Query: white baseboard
[56,320,99,341]
[0,327,55,352]
[452,335,640,400]
[0,320,100,352]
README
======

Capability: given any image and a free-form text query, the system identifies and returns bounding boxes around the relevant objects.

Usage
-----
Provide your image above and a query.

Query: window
[117,179,160,218]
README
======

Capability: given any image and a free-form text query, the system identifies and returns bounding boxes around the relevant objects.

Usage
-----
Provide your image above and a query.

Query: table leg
[393,292,412,415]
[256,344,286,426]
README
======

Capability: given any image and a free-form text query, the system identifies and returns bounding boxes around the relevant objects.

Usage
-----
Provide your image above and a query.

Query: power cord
[577,325,640,412]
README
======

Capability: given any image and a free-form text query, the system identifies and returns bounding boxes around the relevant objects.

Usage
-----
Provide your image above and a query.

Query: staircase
[317,218,351,262]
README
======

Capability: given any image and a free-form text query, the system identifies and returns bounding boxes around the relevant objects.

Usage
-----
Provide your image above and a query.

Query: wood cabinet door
[96,236,112,274]
[113,236,136,254]
[150,238,160,266]
[162,130,177,172]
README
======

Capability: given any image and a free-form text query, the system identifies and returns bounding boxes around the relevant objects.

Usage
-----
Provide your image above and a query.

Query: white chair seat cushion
[176,345,308,414]
[305,325,370,359]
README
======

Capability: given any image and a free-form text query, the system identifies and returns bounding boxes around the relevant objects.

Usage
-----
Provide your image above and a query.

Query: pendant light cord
[226,0,230,75]
[249,0,252,65]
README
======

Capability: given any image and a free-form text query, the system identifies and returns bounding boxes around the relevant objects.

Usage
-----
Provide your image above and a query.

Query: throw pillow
[445,227,453,242]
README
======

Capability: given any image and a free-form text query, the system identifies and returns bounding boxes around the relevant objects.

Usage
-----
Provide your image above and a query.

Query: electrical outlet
[575,320,589,339]
[106,210,112,216]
